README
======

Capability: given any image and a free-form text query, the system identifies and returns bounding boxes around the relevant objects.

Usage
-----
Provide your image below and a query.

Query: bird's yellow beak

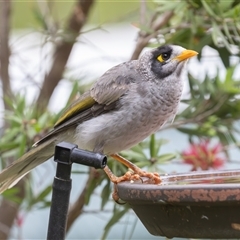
[174,49,198,62]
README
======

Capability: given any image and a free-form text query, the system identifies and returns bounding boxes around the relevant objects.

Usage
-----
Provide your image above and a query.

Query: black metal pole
[46,142,75,240]
[47,142,107,240]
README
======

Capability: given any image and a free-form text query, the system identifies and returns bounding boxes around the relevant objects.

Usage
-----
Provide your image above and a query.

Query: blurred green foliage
[177,67,240,145]
[121,135,176,172]
[151,0,240,67]
[12,1,142,29]
[0,95,55,164]
[12,1,74,29]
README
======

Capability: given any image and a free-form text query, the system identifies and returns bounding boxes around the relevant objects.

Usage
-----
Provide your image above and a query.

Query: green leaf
[32,7,48,30]
[16,97,26,114]
[218,48,230,68]
[223,2,240,17]
[135,160,152,168]
[129,144,146,155]
[150,134,156,158]
[155,1,183,12]
[2,187,22,204]
[156,153,176,163]
[101,180,111,210]
[154,138,169,156]
[0,127,19,143]
[38,112,50,127]
[201,0,220,20]
[19,134,27,156]
[120,150,146,162]
[38,200,52,209]
[5,115,22,126]
[27,185,52,209]
[101,206,129,240]
[177,127,202,135]
[223,21,234,45]
[0,141,19,153]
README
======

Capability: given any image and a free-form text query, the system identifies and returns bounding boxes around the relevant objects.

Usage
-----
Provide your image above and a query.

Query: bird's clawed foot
[108,153,161,184]
[110,170,160,203]
[103,154,161,203]
[112,184,125,204]
[103,165,161,185]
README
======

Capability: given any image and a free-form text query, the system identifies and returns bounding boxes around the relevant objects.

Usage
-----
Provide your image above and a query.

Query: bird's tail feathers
[0,138,55,194]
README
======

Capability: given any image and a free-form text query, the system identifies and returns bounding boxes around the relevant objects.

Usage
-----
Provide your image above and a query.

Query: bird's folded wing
[34,61,138,146]
[90,61,138,105]
[56,61,137,127]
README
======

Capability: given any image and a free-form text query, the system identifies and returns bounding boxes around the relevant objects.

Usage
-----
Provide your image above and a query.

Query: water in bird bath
[160,169,240,185]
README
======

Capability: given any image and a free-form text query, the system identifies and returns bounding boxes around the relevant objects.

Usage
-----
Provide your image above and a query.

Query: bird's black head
[150,45,197,79]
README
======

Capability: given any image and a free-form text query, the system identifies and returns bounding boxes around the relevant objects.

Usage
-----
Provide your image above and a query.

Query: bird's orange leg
[103,154,161,203]
[108,153,161,184]
[103,165,141,183]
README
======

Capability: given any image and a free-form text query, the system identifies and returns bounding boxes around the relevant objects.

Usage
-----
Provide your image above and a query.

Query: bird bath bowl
[117,169,240,239]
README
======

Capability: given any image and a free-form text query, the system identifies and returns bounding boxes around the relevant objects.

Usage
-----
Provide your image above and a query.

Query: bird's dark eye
[157,52,170,62]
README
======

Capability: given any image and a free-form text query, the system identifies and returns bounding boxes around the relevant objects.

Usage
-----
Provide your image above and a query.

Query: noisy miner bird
[0,45,198,195]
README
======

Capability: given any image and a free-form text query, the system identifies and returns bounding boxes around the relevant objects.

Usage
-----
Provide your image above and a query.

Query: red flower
[181,140,225,171]
[16,213,24,227]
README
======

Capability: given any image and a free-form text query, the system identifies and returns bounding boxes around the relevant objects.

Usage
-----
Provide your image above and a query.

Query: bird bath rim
[117,169,240,204]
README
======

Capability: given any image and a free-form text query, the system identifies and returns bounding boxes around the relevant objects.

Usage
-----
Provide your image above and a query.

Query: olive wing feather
[90,61,137,104]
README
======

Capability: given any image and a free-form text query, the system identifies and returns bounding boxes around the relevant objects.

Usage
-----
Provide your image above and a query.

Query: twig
[130,11,174,60]
[0,0,12,109]
[140,0,146,26]
[37,0,95,111]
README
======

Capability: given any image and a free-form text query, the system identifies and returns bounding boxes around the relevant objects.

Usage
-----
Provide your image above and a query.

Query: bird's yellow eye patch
[157,52,170,63]
[157,55,164,62]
